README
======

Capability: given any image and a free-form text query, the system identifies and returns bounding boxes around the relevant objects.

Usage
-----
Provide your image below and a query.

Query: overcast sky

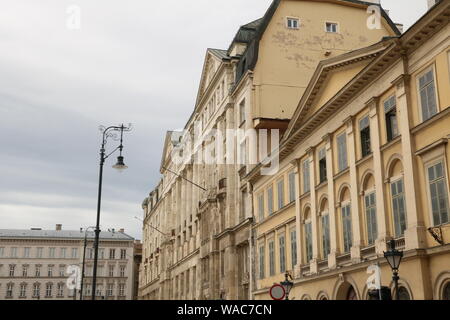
[0,0,428,240]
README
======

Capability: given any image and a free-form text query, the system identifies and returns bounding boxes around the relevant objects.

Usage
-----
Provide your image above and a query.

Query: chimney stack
[119,228,125,233]
[56,224,62,231]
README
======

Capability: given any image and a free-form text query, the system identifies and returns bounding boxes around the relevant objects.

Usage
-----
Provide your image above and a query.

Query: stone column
[345,117,362,262]
[293,159,303,277]
[306,147,319,274]
[367,97,389,254]
[323,134,338,269]
[393,74,425,249]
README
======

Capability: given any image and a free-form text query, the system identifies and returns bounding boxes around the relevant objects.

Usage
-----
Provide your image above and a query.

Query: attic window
[325,22,338,33]
[287,17,299,29]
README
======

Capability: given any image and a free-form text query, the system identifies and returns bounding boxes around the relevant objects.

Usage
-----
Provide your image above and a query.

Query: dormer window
[287,17,299,29]
[325,22,338,33]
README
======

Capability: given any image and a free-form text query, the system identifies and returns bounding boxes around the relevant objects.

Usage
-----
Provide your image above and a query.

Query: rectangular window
[46,283,53,297]
[258,193,265,221]
[325,22,338,33]
[120,266,126,277]
[305,223,313,262]
[240,190,246,221]
[48,266,53,277]
[120,249,127,260]
[24,247,30,258]
[109,249,116,260]
[384,96,399,142]
[37,247,43,258]
[279,235,286,273]
[277,179,285,210]
[289,171,296,203]
[418,68,438,122]
[107,284,114,297]
[428,162,450,226]
[49,247,56,258]
[269,240,275,276]
[9,265,15,277]
[57,283,64,297]
[71,248,78,259]
[33,284,40,297]
[322,215,331,258]
[342,205,353,253]
[318,148,327,183]
[22,266,28,277]
[109,265,114,277]
[60,248,66,258]
[391,179,407,237]
[337,133,348,172]
[290,230,297,268]
[118,284,125,296]
[268,187,274,215]
[35,266,41,277]
[360,116,371,158]
[239,140,246,165]
[259,245,265,279]
[302,160,310,193]
[10,247,18,258]
[365,192,378,245]
[287,17,299,29]
[239,99,246,124]
[20,284,27,298]
[6,283,13,298]
[0,247,4,257]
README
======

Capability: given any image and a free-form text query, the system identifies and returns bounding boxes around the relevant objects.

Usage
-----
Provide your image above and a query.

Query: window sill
[333,167,350,181]
[380,135,401,151]
[356,153,373,166]
[315,180,328,190]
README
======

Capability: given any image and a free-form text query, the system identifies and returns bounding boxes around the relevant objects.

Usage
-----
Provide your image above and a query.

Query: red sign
[269,284,286,300]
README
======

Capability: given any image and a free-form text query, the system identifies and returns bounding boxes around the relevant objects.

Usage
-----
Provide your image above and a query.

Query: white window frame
[425,158,450,227]
[416,64,440,123]
[325,21,339,33]
[286,17,300,30]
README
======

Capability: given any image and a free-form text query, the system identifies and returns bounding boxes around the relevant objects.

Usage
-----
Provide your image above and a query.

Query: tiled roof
[0,229,134,241]
[208,48,229,60]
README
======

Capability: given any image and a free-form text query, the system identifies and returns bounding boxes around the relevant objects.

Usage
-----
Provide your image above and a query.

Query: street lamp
[280,271,294,300]
[384,239,403,300]
[80,226,95,300]
[92,124,131,300]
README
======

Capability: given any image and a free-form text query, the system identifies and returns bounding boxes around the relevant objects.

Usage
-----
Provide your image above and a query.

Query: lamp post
[79,226,95,300]
[92,124,131,300]
[384,239,403,300]
[280,271,294,300]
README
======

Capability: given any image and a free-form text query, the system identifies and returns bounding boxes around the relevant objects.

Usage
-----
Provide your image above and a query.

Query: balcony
[393,237,406,250]
[336,253,351,267]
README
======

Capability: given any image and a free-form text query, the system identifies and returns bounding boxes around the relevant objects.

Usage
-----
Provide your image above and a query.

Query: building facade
[139,0,400,300]
[0,226,135,300]
[249,0,450,300]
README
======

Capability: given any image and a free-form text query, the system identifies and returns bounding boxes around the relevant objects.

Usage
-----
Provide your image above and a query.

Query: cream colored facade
[249,0,450,300]
[0,226,135,300]
[139,0,400,300]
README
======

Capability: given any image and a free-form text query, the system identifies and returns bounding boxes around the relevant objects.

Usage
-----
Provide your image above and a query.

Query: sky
[0,0,429,240]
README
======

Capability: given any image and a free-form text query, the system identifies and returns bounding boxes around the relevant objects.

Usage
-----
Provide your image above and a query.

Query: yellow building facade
[249,0,450,300]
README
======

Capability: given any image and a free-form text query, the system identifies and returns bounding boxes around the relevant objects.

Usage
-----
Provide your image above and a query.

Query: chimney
[56,224,62,231]
[427,0,440,10]
[119,228,125,233]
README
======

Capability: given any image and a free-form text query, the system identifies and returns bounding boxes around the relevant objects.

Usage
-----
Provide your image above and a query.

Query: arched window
[339,187,352,253]
[363,173,378,245]
[389,159,407,237]
[397,287,411,300]
[320,198,330,259]
[303,207,313,263]
[347,286,357,300]
[443,282,450,300]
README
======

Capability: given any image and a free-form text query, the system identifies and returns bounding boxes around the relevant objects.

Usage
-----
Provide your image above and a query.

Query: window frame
[359,115,371,158]
[390,177,407,237]
[416,64,439,123]
[286,17,300,30]
[425,159,450,227]
[325,21,339,33]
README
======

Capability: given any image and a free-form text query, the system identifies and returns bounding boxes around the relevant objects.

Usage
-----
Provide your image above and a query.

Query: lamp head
[113,156,128,171]
[384,240,403,271]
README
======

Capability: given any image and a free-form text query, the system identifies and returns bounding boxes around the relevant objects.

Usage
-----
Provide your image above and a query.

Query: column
[306,147,319,274]
[324,134,338,269]
[345,117,362,262]
[393,74,425,249]
[292,159,303,277]
[367,97,389,254]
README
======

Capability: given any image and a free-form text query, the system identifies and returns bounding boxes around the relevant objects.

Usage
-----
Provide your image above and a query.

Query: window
[96,285,103,297]
[57,283,64,297]
[277,179,285,210]
[120,266,126,277]
[289,171,296,203]
[268,240,275,276]
[48,266,53,277]
[36,247,43,258]
[107,284,114,297]
[287,17,299,29]
[19,284,27,298]
[267,187,274,215]
[259,245,265,279]
[444,282,450,300]
[118,284,125,297]
[98,265,104,277]
[360,116,371,157]
[302,160,310,193]
[120,249,127,260]
[22,266,28,277]
[59,266,65,277]
[290,230,297,268]
[384,96,399,142]
[109,265,115,277]
[325,22,338,33]
[318,148,327,183]
[418,67,438,122]
[10,247,18,258]
[322,214,331,258]
[60,248,66,258]
[239,99,246,124]
[49,247,56,258]
[337,133,348,172]
[109,249,116,260]
[391,179,407,237]
[24,247,30,258]
[35,265,41,277]
[46,283,53,297]
[305,222,313,262]
[279,235,286,273]
[239,140,246,165]
[342,204,353,253]
[33,283,40,297]
[71,248,78,259]
[240,190,246,221]
[365,192,378,245]
[6,283,13,298]
[0,247,4,257]
[258,193,265,221]
[427,162,449,226]
[87,248,93,259]
[9,265,15,277]
[397,287,411,300]
[99,248,105,260]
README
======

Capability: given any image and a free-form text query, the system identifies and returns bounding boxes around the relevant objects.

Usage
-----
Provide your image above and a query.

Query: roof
[0,229,134,241]
[208,48,229,60]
